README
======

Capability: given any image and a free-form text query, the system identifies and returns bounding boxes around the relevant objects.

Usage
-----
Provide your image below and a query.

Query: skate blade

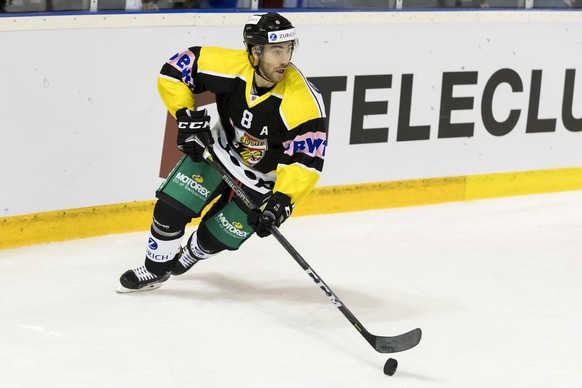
[116,282,164,294]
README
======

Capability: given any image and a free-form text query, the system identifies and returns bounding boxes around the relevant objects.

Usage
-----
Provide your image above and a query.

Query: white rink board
[1,11,581,216]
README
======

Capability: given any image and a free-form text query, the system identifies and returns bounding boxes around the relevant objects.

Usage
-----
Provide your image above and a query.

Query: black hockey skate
[116,266,170,293]
[170,246,200,276]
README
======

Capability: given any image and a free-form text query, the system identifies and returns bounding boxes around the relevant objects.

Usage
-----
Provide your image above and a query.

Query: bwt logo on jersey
[168,51,196,90]
[268,28,296,43]
[284,136,327,158]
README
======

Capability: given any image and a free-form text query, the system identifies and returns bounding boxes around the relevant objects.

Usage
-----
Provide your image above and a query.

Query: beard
[258,63,287,84]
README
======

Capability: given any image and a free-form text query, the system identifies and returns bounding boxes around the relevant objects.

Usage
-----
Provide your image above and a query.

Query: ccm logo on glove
[177,121,210,130]
[176,108,213,162]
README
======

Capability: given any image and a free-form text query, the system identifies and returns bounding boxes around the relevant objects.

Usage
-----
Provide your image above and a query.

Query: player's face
[254,42,294,86]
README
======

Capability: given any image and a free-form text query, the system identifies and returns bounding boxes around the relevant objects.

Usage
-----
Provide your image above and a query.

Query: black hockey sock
[144,200,191,275]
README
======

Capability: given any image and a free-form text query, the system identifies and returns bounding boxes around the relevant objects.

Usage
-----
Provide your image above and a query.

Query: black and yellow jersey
[157,46,327,204]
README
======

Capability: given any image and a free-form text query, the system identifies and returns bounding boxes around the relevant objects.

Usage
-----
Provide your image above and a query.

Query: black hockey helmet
[243,12,297,52]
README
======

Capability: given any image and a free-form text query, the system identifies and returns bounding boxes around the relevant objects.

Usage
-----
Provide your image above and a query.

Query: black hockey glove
[176,108,213,162]
[248,192,293,238]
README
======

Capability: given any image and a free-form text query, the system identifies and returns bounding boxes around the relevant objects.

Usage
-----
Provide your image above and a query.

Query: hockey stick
[203,149,422,353]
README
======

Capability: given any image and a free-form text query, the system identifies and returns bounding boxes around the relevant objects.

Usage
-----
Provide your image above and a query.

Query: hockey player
[117,12,327,292]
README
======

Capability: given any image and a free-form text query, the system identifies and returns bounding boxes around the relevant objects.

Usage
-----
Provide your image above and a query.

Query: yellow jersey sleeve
[273,163,320,204]
[157,76,195,118]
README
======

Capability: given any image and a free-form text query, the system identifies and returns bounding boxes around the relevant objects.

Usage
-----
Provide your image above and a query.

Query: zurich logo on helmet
[148,237,158,250]
[269,33,278,41]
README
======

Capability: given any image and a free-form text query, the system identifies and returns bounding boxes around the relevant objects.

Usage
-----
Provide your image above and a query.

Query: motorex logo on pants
[205,201,253,249]
[156,156,222,215]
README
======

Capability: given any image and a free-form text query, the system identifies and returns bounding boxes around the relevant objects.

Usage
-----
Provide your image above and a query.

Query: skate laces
[133,266,157,281]
[178,249,198,268]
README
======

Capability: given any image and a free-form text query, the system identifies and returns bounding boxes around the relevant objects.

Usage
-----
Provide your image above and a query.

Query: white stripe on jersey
[289,63,326,118]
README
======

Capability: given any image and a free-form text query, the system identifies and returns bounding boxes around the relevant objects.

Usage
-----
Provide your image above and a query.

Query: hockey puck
[383,358,398,376]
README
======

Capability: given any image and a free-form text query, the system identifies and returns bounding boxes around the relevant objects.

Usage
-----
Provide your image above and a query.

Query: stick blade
[374,328,422,353]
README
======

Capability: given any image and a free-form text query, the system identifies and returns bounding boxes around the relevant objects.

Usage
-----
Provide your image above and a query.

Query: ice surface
[1,191,581,388]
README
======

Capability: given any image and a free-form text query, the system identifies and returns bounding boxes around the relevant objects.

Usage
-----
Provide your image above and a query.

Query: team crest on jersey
[232,124,268,166]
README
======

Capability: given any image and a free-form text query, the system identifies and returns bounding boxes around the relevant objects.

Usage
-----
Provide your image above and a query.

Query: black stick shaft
[203,150,421,353]
[268,226,379,346]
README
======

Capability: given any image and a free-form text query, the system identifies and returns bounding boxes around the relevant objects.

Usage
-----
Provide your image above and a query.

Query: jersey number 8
[241,110,253,129]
